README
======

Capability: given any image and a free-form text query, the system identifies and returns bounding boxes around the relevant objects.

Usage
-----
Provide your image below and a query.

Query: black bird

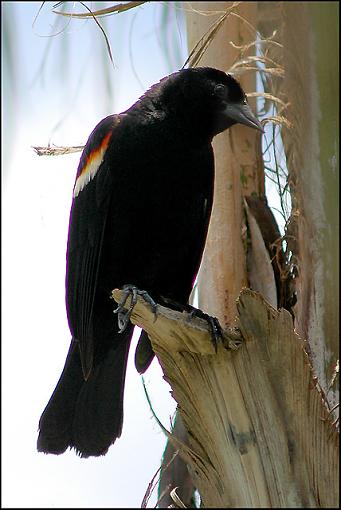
[37,67,263,458]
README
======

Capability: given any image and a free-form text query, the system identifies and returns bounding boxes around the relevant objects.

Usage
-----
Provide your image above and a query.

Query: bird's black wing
[66,114,122,380]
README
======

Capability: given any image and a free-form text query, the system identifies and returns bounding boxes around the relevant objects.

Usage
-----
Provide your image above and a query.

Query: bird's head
[145,67,264,140]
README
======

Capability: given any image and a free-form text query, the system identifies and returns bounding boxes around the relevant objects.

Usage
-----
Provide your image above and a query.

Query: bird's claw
[114,285,158,333]
[189,308,222,353]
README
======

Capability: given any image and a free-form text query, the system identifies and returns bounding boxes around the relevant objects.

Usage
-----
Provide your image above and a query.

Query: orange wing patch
[73,131,112,198]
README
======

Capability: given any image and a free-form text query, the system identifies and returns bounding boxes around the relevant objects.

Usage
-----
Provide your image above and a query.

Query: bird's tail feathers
[37,328,133,457]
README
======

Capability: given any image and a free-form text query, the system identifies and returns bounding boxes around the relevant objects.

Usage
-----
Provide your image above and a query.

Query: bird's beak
[225,102,264,133]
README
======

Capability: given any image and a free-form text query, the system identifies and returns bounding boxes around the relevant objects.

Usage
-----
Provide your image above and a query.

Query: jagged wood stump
[112,288,338,508]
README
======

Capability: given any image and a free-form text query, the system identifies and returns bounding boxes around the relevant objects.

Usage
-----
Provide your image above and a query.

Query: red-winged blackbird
[37,67,263,458]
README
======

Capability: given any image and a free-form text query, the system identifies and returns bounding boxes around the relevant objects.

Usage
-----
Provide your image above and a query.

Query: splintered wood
[112,288,338,508]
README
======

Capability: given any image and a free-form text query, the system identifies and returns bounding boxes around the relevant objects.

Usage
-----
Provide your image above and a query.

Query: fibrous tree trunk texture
[155,2,339,507]
[159,4,267,505]
[257,0,339,405]
[279,1,339,400]
[113,289,338,508]
[185,1,264,324]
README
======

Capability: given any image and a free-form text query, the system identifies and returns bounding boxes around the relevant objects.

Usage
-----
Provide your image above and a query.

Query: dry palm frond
[183,2,241,68]
[141,450,180,508]
[230,64,284,78]
[230,30,283,54]
[246,92,288,110]
[52,1,146,18]
[263,115,292,130]
[52,1,120,66]
[169,487,187,508]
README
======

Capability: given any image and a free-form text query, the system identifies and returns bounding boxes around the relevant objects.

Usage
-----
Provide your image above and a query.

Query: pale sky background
[2,2,187,507]
[2,2,285,508]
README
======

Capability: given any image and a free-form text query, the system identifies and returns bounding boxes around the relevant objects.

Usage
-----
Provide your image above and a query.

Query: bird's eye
[214,84,226,99]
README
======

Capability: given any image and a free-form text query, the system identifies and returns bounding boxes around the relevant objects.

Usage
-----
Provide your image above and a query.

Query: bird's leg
[114,285,158,333]
[160,297,222,352]
[187,307,222,353]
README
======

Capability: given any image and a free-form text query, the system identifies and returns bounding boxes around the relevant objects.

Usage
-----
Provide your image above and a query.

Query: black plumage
[37,67,263,457]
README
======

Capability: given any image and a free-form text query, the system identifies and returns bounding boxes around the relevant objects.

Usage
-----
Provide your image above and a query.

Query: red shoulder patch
[73,130,113,198]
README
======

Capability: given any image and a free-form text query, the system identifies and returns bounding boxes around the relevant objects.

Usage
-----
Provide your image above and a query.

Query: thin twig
[32,145,84,156]
[53,1,115,66]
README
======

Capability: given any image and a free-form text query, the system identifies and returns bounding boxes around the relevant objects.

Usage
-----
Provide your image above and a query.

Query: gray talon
[188,308,222,352]
[114,285,157,333]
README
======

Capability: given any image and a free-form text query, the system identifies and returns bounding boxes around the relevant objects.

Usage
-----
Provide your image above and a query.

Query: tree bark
[186,1,264,325]
[279,1,339,398]
[155,2,339,506]
[113,289,339,508]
